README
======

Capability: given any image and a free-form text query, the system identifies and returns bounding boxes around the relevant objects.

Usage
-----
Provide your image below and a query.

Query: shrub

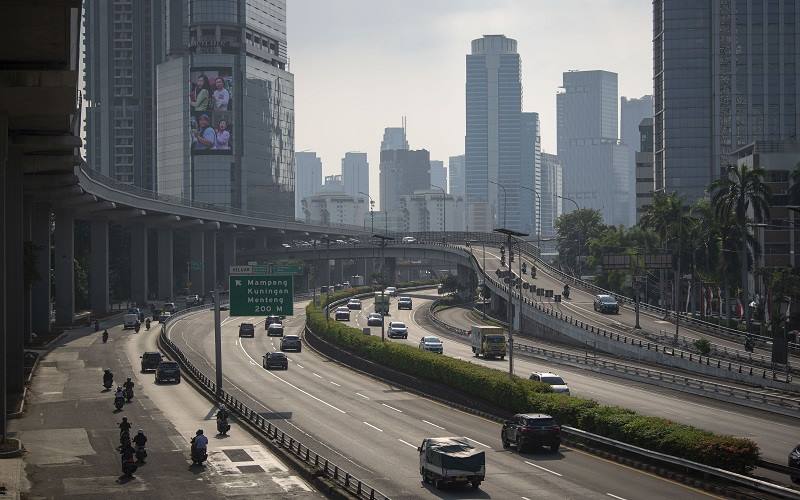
[693,337,711,355]
[305,300,760,473]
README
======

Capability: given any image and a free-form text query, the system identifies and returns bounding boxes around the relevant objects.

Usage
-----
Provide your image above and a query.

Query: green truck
[470,325,506,359]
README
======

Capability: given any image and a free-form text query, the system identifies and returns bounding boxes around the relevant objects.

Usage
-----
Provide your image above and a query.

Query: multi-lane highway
[167,299,717,499]
[466,243,780,360]
[344,290,796,467]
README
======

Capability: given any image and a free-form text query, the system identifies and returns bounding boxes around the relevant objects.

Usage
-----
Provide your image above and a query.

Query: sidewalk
[2,315,319,499]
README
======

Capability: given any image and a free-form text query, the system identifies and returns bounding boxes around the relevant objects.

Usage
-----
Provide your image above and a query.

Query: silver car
[418,336,443,354]
[387,321,408,339]
[530,372,570,395]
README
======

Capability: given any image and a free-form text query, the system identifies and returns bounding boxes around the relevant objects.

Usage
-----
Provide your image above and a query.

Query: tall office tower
[520,112,541,237]
[156,0,295,216]
[557,70,633,227]
[381,126,409,151]
[379,149,430,211]
[341,152,369,199]
[621,96,654,150]
[465,35,524,233]
[654,0,800,203]
[295,152,322,217]
[430,160,447,191]
[84,0,161,189]
[539,152,563,239]
[448,154,466,199]
[635,118,655,223]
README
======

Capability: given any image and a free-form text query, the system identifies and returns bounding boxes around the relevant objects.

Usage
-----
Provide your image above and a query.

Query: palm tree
[709,164,771,318]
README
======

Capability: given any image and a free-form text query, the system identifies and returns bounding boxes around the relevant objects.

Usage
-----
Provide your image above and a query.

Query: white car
[367,313,383,326]
[402,236,417,243]
[529,372,570,395]
[335,307,351,321]
[418,336,443,354]
[347,298,362,310]
[387,321,408,339]
[385,287,398,297]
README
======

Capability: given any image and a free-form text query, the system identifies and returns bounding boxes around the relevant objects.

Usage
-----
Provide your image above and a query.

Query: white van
[123,313,139,329]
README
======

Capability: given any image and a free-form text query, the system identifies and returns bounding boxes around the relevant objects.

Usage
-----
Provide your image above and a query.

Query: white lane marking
[465,437,490,448]
[521,497,532,500]
[312,372,323,379]
[296,364,304,369]
[422,419,445,429]
[363,421,383,432]
[355,392,370,399]
[398,438,417,449]
[237,338,346,414]
[330,381,341,387]
[524,461,562,477]
[606,494,627,500]
[381,403,403,413]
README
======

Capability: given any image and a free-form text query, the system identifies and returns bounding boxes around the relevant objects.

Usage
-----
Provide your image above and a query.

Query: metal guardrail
[561,426,800,500]
[160,302,389,500]
[425,301,800,414]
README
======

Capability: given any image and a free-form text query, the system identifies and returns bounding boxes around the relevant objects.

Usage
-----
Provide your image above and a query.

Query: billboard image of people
[189,68,233,154]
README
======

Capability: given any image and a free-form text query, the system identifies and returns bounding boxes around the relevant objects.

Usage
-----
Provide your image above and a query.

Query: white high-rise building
[294,152,322,217]
[430,160,447,192]
[557,70,633,227]
[302,193,368,228]
[448,155,465,199]
[540,153,563,239]
[397,190,465,232]
[342,152,369,199]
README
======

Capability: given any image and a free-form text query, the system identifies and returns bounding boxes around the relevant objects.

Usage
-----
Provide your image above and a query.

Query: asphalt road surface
[168,300,719,499]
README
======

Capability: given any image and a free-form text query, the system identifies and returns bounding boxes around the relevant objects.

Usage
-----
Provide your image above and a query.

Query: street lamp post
[372,234,394,342]
[557,194,582,276]
[494,227,529,379]
[431,184,446,243]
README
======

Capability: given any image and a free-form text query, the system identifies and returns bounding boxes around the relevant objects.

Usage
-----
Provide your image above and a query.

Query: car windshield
[392,323,406,328]
[540,376,565,385]
[270,353,286,359]
[284,336,299,341]
[269,323,282,328]
[600,296,616,304]
[487,336,504,343]
[424,337,441,343]
[143,353,160,360]
[525,417,556,427]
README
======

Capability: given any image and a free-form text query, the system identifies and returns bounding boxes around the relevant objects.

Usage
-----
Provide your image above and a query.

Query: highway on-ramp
[167,299,715,499]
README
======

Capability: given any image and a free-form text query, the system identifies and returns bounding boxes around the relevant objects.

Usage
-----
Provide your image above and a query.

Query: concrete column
[384,257,397,284]
[334,260,344,284]
[31,202,51,335]
[189,231,204,295]
[54,209,75,325]
[130,223,149,304]
[204,231,217,293]
[0,114,6,438]
[22,197,32,342]
[90,219,110,315]
[222,234,237,290]
[6,144,25,396]
[157,228,174,299]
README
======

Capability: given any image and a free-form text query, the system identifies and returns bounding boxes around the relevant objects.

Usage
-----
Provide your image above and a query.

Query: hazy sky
[288,0,652,204]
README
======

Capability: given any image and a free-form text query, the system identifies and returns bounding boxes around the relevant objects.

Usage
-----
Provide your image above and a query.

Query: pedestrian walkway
[3,316,319,499]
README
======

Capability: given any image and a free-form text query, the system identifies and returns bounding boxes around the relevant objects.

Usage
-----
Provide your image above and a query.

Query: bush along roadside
[306,302,760,474]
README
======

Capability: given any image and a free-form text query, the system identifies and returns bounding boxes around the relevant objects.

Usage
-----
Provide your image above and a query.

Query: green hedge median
[306,302,760,473]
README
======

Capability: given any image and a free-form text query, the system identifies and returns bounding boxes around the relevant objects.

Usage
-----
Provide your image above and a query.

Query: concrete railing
[160,303,389,500]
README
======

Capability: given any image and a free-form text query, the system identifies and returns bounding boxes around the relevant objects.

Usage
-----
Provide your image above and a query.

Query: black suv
[140,352,162,372]
[593,294,620,314]
[155,361,181,383]
[790,443,800,484]
[239,322,255,338]
[501,413,560,453]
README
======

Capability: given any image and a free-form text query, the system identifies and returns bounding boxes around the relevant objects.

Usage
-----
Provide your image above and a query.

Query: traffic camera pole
[213,288,223,397]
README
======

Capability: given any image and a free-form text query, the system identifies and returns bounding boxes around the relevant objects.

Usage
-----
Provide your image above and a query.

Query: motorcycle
[114,395,125,410]
[563,287,570,300]
[121,455,138,477]
[120,430,131,448]
[124,386,134,402]
[135,445,147,463]
[103,372,114,390]
[102,330,109,343]
[190,446,207,465]
[216,417,230,436]
[145,319,151,331]
[134,323,141,334]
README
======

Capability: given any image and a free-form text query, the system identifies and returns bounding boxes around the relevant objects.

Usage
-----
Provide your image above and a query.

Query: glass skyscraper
[654,0,800,203]
[465,35,530,233]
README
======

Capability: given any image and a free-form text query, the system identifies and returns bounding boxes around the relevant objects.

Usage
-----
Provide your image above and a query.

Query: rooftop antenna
[402,115,407,146]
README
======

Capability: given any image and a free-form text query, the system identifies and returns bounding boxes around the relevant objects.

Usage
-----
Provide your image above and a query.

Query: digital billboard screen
[189,68,233,155]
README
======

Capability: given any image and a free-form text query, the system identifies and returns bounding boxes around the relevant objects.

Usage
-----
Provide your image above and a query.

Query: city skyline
[289,0,652,207]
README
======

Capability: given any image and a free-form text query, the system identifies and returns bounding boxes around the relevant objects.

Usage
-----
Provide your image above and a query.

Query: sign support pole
[213,288,223,397]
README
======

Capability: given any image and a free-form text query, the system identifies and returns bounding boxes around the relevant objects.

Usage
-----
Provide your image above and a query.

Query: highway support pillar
[54,209,75,326]
[90,220,110,316]
[384,257,397,284]
[4,138,26,411]
[157,228,174,300]
[334,260,344,284]
[31,202,51,335]
[22,197,31,343]
[222,235,237,290]
[204,231,217,294]
[189,231,205,296]
[130,223,148,304]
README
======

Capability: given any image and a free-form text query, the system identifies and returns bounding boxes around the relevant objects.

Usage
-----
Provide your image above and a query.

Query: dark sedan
[263,352,288,370]
[140,352,162,372]
[790,443,800,484]
[280,335,302,352]
[155,361,181,383]
[593,294,620,314]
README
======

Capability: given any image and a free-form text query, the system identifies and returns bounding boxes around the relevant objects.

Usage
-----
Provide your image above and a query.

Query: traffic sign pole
[214,288,223,397]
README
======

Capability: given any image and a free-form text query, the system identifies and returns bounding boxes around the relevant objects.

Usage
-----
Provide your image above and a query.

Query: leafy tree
[709,164,771,309]
[554,208,604,275]
[788,162,800,205]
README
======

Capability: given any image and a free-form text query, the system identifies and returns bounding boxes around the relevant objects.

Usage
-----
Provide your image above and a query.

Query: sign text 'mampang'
[247,279,289,287]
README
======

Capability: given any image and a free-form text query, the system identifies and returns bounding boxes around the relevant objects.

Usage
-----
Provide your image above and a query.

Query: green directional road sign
[229,275,294,316]
[270,264,303,275]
